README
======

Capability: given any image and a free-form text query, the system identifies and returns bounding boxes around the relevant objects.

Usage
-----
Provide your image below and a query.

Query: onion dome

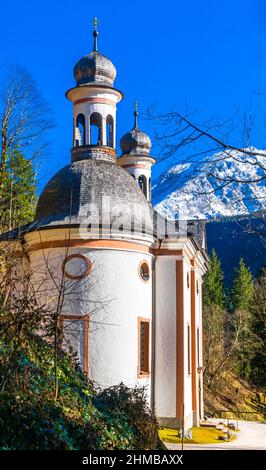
[120,104,152,156]
[74,18,116,87]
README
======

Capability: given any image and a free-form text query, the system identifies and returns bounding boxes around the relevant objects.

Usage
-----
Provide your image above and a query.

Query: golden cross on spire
[93,16,99,32]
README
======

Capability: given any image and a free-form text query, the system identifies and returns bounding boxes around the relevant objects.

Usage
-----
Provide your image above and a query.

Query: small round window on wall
[62,254,92,280]
[139,261,150,282]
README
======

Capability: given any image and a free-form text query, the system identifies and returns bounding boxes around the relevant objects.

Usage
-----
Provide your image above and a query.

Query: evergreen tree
[231,258,255,380]
[250,267,266,387]
[202,250,227,386]
[203,249,225,309]
[231,258,254,312]
[0,151,36,233]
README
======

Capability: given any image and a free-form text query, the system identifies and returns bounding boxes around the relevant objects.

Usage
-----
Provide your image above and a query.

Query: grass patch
[159,426,237,445]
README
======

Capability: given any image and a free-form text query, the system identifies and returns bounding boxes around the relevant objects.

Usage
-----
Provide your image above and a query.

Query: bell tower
[118,103,156,202]
[66,18,123,163]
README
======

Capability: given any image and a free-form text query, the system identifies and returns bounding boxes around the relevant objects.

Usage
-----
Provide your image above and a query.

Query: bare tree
[0,64,54,172]
[203,303,262,388]
[0,64,54,232]
[146,106,266,232]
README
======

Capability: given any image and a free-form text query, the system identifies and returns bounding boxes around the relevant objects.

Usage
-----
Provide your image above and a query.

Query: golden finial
[92,17,99,51]
[134,101,139,128]
[93,16,99,31]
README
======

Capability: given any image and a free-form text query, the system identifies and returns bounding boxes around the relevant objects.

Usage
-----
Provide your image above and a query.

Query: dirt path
[165,420,266,450]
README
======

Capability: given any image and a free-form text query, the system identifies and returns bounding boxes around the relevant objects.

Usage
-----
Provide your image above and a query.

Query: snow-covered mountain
[152,148,266,219]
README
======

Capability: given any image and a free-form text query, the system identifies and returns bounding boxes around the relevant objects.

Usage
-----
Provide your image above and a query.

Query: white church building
[3,23,207,430]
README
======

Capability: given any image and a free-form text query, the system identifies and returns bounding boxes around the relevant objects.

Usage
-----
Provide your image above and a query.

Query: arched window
[90,112,102,145]
[138,175,147,198]
[148,177,151,201]
[75,114,85,147]
[106,115,114,147]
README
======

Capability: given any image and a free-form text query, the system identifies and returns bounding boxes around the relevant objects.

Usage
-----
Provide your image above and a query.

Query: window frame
[62,254,92,280]
[137,317,150,378]
[138,260,150,283]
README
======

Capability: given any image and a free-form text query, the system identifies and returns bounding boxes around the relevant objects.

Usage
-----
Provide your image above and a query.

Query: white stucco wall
[10,253,30,303]
[74,99,117,147]
[182,260,193,429]
[154,252,195,429]
[127,167,151,181]
[29,245,153,400]
[194,268,204,419]
[154,256,177,417]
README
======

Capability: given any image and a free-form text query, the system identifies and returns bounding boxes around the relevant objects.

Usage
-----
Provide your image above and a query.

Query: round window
[62,254,91,280]
[139,261,150,282]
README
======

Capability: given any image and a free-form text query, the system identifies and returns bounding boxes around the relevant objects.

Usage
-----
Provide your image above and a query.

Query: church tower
[118,103,156,202]
[66,18,123,163]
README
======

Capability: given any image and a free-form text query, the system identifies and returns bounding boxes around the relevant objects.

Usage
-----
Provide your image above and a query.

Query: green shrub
[0,335,161,450]
[95,383,161,450]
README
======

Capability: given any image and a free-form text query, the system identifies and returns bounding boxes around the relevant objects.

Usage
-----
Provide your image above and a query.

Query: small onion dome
[74,21,116,87]
[120,106,152,156]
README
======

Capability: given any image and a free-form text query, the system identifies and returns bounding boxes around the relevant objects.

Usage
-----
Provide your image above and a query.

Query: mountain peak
[153,148,266,220]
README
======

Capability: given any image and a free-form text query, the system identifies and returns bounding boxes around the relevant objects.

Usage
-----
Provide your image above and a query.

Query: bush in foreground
[0,335,161,450]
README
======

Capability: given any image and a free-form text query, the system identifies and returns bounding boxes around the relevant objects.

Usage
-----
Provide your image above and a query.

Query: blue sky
[1,0,266,190]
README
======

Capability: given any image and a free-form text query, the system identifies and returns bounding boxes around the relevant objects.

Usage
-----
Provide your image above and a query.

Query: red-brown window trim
[138,317,150,378]
[62,254,92,280]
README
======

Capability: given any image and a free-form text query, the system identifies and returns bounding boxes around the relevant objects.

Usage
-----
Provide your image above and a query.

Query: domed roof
[74,51,116,87]
[35,159,153,236]
[73,24,116,87]
[120,108,152,156]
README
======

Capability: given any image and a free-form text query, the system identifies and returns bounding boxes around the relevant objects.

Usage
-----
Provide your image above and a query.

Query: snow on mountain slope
[152,148,266,219]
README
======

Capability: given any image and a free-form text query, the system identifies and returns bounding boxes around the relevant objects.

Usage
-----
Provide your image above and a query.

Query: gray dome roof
[120,109,152,156]
[120,127,152,156]
[74,51,116,87]
[35,160,152,235]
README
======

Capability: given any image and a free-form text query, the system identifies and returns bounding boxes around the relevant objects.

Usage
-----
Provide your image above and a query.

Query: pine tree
[231,258,254,312]
[231,258,254,380]
[203,249,225,309]
[250,267,266,386]
[0,151,36,233]
[202,250,226,386]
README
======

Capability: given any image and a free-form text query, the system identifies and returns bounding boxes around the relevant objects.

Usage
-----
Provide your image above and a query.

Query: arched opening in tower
[138,175,147,198]
[90,112,103,145]
[106,115,114,147]
[75,114,86,146]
